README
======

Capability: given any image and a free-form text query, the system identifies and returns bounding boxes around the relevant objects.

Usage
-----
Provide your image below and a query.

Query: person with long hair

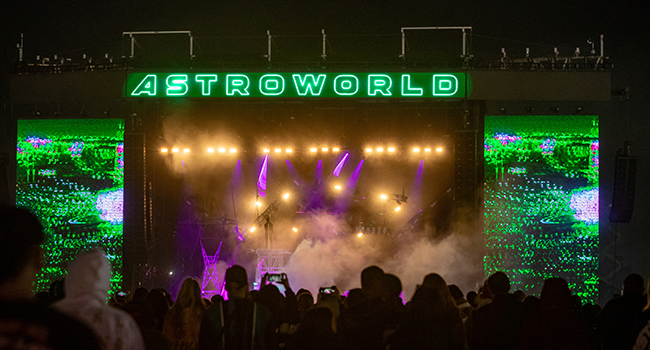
[390,273,465,350]
[163,278,206,350]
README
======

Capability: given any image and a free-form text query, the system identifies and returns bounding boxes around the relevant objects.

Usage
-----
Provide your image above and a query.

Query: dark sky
[3,0,649,297]
[2,1,642,74]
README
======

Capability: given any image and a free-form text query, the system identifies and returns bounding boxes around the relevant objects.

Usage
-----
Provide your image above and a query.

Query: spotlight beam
[257,154,269,198]
[333,152,349,177]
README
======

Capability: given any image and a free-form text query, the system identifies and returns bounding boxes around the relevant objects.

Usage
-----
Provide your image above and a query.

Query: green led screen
[16,119,125,294]
[126,72,467,98]
[484,115,598,302]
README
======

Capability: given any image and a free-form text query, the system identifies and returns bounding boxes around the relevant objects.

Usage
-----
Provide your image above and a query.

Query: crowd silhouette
[2,205,650,350]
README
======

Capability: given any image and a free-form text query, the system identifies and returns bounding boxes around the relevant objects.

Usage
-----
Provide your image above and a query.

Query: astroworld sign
[125,72,468,98]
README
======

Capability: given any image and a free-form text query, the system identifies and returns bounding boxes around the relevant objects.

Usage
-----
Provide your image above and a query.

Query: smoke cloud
[284,217,485,299]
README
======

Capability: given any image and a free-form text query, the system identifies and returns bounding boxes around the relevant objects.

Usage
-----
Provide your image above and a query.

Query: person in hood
[54,248,145,350]
[0,205,102,349]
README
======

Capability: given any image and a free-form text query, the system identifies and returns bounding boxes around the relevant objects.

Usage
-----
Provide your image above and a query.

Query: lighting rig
[238,193,290,249]
[160,145,445,155]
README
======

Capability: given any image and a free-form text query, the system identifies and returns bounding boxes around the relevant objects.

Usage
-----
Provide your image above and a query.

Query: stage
[4,45,615,304]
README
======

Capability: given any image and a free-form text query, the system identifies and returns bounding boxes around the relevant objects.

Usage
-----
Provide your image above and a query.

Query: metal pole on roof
[322,29,327,60]
[19,33,24,62]
[462,28,467,57]
[189,33,194,58]
[267,30,272,62]
[401,29,406,60]
[595,34,605,69]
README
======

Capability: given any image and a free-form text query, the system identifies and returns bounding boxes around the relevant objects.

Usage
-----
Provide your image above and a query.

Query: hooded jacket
[54,249,145,350]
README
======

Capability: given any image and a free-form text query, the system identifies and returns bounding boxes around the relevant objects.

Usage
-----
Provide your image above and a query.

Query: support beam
[400,26,472,61]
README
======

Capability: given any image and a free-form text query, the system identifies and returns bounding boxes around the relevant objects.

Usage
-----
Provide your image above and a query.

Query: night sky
[3,0,649,298]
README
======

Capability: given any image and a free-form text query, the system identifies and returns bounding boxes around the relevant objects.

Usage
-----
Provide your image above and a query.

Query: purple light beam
[408,160,424,210]
[286,160,306,187]
[257,154,268,197]
[345,159,364,194]
[314,159,323,185]
[335,159,364,212]
[333,153,349,177]
[231,159,242,191]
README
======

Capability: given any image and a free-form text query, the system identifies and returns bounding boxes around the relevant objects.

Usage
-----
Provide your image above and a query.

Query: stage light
[310,148,317,152]
[169,271,173,275]
[358,232,363,237]
[333,147,340,152]
[161,148,168,153]
[250,226,256,232]
[388,147,395,152]
[264,148,270,153]
[436,147,443,152]
[377,147,384,152]
[183,148,190,153]
[207,148,215,153]
[229,148,236,153]
[283,193,290,199]
[256,201,262,207]
[395,206,401,212]
[425,148,431,152]
[172,148,179,153]
[322,147,328,152]
[286,149,292,153]
[292,227,298,233]
[275,148,281,153]
[365,148,373,153]
[218,148,226,153]
[380,194,387,200]
[413,148,420,152]
[334,185,341,190]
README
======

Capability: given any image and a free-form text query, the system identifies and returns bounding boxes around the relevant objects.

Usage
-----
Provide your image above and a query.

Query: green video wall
[16,119,125,294]
[484,115,599,302]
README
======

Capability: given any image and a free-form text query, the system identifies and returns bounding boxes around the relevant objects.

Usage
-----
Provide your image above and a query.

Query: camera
[319,286,336,294]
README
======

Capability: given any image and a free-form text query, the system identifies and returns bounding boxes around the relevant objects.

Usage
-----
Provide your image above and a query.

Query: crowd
[2,205,650,350]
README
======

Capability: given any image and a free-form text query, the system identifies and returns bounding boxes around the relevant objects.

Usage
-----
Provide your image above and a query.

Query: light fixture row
[161,147,237,154]
[263,147,343,153]
[161,146,445,154]
[365,147,443,153]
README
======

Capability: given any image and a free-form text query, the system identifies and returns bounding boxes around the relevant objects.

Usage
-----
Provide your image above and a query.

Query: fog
[283,216,485,300]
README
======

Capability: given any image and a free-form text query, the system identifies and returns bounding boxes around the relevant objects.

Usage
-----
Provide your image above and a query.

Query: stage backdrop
[16,119,124,294]
[484,115,599,303]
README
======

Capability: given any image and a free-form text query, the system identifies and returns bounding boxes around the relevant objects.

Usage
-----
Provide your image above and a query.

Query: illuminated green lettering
[131,74,157,96]
[126,72,467,98]
[259,74,285,96]
[333,75,359,96]
[166,74,188,96]
[368,74,392,96]
[292,74,327,96]
[401,74,423,96]
[195,74,218,96]
[226,74,250,96]
[433,74,459,96]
